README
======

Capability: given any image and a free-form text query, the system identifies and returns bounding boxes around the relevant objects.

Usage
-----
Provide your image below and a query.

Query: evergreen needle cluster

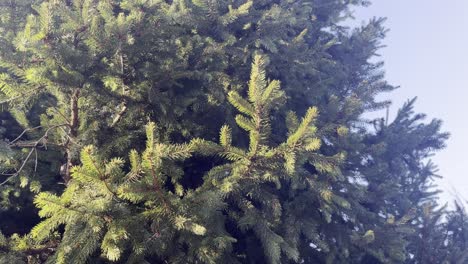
[0,0,465,263]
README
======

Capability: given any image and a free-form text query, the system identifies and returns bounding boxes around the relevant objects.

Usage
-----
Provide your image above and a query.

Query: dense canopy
[0,0,466,263]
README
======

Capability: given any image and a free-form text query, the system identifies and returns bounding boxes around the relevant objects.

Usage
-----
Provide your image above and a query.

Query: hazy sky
[351,1,468,204]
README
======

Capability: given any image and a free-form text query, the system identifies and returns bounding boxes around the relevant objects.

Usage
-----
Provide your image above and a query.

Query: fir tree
[0,0,465,263]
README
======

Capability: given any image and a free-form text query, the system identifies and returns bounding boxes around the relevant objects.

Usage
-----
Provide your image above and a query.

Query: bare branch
[110,103,128,128]
[63,89,81,184]
[9,126,42,145]
[0,124,70,186]
[34,148,38,172]
[0,147,35,186]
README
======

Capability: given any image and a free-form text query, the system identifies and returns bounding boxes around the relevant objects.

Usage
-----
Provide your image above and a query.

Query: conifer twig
[110,102,128,127]
[0,124,70,186]
[0,147,35,186]
[9,125,43,145]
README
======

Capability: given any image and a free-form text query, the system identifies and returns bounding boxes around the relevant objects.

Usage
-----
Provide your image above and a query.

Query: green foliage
[0,0,463,263]
[28,132,226,263]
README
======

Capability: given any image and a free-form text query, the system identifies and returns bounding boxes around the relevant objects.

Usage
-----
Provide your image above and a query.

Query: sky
[351,1,468,204]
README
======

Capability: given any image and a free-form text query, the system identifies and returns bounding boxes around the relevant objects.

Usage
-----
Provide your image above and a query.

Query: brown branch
[9,141,61,149]
[0,242,57,256]
[110,52,129,128]
[0,124,71,186]
[9,126,42,145]
[22,243,57,255]
[63,88,80,184]
[110,102,128,128]
[0,147,35,186]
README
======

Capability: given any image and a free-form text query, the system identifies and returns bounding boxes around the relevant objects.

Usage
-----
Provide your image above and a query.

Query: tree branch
[0,124,70,186]
[63,88,81,184]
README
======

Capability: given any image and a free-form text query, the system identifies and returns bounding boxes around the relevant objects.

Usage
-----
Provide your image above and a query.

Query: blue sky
[351,1,468,203]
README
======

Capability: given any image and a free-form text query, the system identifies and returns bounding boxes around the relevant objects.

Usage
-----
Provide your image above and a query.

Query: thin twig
[0,124,70,186]
[9,126,42,145]
[0,147,35,186]
[110,103,128,127]
[34,148,38,173]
